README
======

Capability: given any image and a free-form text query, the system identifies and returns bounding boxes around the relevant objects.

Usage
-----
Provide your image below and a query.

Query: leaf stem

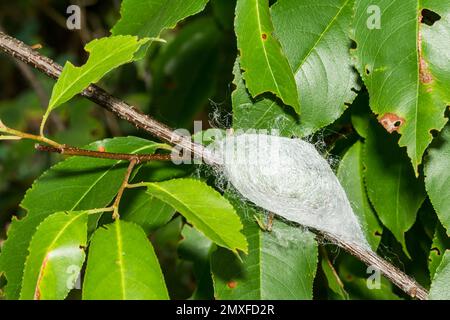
[112,159,138,219]
[0,123,62,148]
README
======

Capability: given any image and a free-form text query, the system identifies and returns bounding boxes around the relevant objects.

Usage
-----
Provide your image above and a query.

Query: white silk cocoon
[209,133,369,248]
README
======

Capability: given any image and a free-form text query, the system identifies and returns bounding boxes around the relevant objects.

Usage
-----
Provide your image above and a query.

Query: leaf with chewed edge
[41,36,150,133]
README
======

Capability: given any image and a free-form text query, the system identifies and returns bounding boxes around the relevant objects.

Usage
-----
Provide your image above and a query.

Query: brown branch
[0,31,428,300]
[313,229,428,300]
[0,31,219,164]
[35,144,172,163]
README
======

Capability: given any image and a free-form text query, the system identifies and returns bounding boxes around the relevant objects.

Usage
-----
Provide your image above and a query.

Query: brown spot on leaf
[374,230,382,237]
[418,13,433,84]
[379,113,405,133]
[261,33,267,40]
[227,280,238,289]
[98,146,106,152]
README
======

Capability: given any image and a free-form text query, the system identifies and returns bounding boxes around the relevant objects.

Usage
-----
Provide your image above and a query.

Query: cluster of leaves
[0,0,449,300]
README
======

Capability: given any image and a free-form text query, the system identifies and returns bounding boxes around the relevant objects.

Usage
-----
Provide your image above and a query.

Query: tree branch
[0,31,218,164]
[0,31,428,299]
[35,144,172,163]
[313,229,428,300]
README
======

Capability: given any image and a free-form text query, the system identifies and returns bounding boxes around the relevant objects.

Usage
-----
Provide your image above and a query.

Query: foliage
[0,0,449,300]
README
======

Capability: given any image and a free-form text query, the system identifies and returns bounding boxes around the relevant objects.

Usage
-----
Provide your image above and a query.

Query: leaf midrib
[115,221,127,300]
[254,0,282,96]
[293,0,350,74]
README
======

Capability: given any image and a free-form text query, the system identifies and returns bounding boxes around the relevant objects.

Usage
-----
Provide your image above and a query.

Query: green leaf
[20,211,87,300]
[178,225,214,299]
[363,120,426,252]
[337,141,382,250]
[145,179,247,253]
[211,201,318,299]
[353,0,450,172]
[429,223,450,279]
[425,125,450,233]
[235,0,300,113]
[429,250,450,300]
[231,59,301,136]
[0,137,164,299]
[82,220,168,300]
[320,249,349,300]
[120,189,175,234]
[111,0,209,56]
[42,36,149,133]
[271,0,359,136]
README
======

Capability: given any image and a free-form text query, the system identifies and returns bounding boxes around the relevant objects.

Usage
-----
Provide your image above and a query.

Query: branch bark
[0,31,218,164]
[0,31,428,299]
[313,229,428,300]
[35,144,172,163]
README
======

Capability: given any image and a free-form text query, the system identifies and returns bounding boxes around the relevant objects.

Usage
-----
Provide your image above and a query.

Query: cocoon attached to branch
[209,133,369,248]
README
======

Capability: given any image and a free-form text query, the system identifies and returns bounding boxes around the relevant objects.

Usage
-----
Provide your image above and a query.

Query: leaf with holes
[20,211,87,300]
[353,0,450,172]
[425,125,450,234]
[337,141,382,250]
[42,36,149,132]
[271,0,359,136]
[145,179,247,254]
[82,220,168,299]
[211,197,318,300]
[363,120,426,253]
[234,0,300,113]
[0,137,164,299]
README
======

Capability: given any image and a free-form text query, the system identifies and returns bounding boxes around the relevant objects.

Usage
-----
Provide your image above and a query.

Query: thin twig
[35,144,172,163]
[0,31,428,299]
[112,159,138,219]
[0,123,61,148]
